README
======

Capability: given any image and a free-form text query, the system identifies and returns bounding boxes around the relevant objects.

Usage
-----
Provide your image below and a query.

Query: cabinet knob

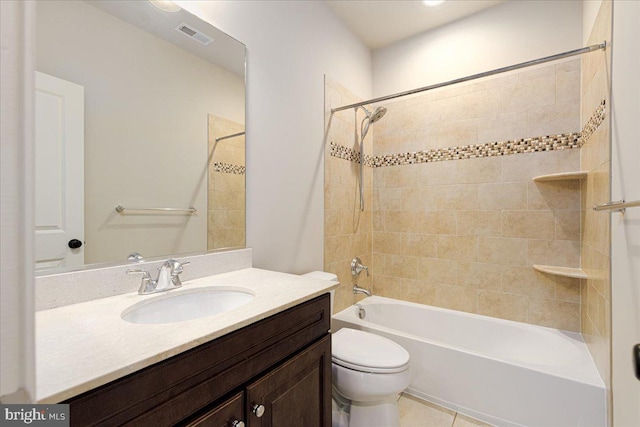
[252,404,265,418]
[231,421,245,427]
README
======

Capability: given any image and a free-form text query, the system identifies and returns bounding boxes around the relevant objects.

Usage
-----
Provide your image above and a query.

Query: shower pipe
[215,131,245,142]
[331,42,606,113]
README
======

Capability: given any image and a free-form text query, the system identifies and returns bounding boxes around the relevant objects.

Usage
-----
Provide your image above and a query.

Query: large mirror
[34,0,246,275]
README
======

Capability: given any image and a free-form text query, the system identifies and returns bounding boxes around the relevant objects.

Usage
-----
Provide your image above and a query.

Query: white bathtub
[332,296,606,427]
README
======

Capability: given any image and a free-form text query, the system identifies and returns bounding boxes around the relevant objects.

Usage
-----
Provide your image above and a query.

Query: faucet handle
[127,269,151,278]
[127,269,156,294]
[163,259,190,276]
[351,257,369,277]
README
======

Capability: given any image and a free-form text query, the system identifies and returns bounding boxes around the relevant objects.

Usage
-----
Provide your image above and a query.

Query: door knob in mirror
[68,239,83,249]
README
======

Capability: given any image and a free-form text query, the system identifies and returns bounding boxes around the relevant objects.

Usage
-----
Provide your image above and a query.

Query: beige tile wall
[580,0,612,409]
[208,115,246,250]
[371,149,582,330]
[325,78,373,313]
[327,56,613,339]
[369,60,583,331]
[373,59,580,156]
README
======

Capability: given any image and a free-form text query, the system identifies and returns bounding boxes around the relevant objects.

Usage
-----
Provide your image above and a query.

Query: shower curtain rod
[215,131,245,142]
[331,42,606,113]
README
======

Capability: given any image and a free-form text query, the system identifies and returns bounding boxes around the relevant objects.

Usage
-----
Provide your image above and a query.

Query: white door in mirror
[34,72,84,273]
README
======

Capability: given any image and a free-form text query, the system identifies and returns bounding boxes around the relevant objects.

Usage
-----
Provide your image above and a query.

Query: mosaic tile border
[330,100,606,168]
[213,162,246,175]
[580,99,606,146]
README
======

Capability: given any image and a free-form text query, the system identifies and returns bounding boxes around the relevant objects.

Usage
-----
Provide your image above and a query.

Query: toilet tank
[301,271,337,315]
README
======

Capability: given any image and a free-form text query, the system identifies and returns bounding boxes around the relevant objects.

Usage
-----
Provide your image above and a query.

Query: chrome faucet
[351,257,369,277]
[353,284,372,297]
[127,259,190,295]
[351,257,372,297]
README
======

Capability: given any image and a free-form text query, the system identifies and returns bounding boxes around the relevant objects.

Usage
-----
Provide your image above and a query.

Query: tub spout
[353,284,372,297]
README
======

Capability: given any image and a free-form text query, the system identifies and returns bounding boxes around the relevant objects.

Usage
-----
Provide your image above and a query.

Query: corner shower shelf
[533,265,588,279]
[532,171,587,182]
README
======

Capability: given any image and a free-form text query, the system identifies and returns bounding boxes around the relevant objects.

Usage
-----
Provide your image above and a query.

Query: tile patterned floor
[399,393,495,427]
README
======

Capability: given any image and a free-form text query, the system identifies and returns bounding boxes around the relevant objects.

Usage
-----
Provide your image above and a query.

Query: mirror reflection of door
[35,71,84,274]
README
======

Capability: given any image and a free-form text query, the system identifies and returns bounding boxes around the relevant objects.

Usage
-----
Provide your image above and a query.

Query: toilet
[301,272,411,427]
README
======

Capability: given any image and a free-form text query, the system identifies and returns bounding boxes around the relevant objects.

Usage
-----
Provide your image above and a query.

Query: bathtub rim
[333,295,604,389]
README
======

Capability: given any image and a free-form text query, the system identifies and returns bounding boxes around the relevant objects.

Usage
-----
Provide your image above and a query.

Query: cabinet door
[246,336,331,427]
[183,392,244,427]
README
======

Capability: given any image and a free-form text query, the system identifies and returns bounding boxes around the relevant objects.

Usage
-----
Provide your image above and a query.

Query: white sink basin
[121,286,254,324]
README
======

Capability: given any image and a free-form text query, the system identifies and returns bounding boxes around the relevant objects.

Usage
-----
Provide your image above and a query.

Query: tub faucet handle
[351,257,369,277]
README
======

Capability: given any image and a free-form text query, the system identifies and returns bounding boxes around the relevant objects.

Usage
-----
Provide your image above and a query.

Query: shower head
[359,105,387,141]
[356,105,386,212]
[369,106,387,123]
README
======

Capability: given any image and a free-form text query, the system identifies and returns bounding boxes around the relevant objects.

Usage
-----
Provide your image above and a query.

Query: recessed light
[149,0,181,13]
[422,0,445,6]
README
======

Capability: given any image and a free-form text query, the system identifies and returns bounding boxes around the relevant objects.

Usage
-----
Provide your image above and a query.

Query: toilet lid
[332,328,410,374]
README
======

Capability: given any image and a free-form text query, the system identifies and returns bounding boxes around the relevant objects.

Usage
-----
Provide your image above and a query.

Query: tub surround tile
[501,266,556,300]
[580,0,611,404]
[326,61,608,332]
[478,237,527,266]
[456,262,502,291]
[477,290,528,323]
[478,183,527,210]
[383,254,419,280]
[503,74,556,113]
[455,157,502,184]
[437,235,479,262]
[418,211,457,235]
[401,187,438,211]
[555,276,581,303]
[555,210,581,241]
[528,298,580,332]
[456,210,502,237]
[502,210,555,239]
[433,283,478,314]
[417,258,458,285]
[527,239,580,267]
[436,184,479,211]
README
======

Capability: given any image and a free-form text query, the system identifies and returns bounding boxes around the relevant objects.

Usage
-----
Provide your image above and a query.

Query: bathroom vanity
[35,266,337,427]
[66,294,331,426]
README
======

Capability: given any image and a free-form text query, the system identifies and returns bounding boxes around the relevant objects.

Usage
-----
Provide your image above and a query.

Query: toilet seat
[332,328,410,374]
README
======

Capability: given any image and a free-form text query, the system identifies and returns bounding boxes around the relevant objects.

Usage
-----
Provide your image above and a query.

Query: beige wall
[207,116,245,250]
[36,1,245,265]
[580,0,612,416]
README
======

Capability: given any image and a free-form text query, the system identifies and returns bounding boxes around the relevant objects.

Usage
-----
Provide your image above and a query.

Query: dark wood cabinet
[65,294,331,427]
[246,336,331,427]
[184,392,244,427]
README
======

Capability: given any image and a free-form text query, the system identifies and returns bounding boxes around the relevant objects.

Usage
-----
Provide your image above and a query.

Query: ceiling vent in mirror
[175,23,214,46]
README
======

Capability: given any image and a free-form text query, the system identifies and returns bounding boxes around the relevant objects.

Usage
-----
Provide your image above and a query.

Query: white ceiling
[326,0,507,50]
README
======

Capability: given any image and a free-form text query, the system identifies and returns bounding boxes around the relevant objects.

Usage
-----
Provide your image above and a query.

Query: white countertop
[35,268,338,403]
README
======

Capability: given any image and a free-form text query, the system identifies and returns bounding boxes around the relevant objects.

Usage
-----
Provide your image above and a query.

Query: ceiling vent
[175,23,213,46]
